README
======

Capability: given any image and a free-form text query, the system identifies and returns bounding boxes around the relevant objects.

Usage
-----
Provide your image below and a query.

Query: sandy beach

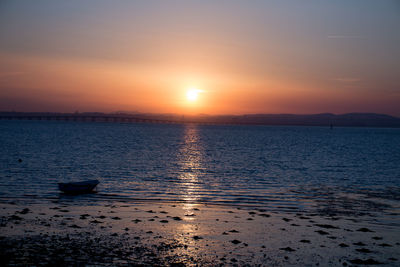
[1,198,399,266]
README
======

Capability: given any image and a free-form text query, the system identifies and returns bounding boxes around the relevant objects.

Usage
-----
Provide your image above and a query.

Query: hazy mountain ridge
[1,111,399,128]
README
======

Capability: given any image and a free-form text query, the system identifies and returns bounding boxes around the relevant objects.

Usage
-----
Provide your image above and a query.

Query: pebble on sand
[315,230,329,235]
[315,224,339,229]
[349,258,382,265]
[357,228,374,233]
[356,248,373,253]
[279,247,296,252]
[353,242,366,246]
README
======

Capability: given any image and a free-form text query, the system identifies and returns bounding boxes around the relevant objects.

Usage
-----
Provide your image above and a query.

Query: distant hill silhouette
[1,111,399,128]
[225,113,400,127]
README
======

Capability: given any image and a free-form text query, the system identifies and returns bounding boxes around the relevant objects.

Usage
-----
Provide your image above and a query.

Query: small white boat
[58,179,99,194]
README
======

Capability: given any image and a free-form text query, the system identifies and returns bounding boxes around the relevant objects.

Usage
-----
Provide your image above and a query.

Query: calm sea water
[1,120,399,214]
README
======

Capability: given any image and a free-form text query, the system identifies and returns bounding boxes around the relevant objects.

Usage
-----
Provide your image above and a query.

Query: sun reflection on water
[177,124,204,215]
[174,124,206,255]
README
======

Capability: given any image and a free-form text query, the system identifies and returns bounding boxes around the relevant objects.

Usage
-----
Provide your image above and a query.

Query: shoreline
[1,200,399,266]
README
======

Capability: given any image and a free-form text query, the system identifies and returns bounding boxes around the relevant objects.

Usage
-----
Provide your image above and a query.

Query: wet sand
[1,200,399,266]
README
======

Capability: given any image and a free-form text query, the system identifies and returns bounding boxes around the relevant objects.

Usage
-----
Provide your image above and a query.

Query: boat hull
[58,180,99,194]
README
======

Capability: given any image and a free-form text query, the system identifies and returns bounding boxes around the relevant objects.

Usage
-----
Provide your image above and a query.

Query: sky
[0,0,399,116]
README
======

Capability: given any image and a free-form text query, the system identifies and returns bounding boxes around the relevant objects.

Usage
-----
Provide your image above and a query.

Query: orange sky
[0,1,399,116]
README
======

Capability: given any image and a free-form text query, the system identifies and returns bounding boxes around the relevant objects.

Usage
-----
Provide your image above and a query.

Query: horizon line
[0,110,399,119]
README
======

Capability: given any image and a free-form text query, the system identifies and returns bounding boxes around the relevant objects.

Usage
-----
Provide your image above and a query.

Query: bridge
[0,113,241,125]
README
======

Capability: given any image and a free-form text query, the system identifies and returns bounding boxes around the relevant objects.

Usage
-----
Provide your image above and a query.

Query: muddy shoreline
[1,200,399,266]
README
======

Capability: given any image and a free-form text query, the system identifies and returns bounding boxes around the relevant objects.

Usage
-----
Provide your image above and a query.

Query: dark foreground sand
[1,199,399,266]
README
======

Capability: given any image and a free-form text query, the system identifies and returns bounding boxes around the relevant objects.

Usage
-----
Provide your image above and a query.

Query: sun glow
[186,88,201,102]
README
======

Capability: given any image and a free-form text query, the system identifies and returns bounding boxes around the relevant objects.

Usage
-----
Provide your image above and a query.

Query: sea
[1,120,399,216]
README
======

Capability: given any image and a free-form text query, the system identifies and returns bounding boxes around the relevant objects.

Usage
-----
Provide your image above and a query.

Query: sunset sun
[186,88,201,102]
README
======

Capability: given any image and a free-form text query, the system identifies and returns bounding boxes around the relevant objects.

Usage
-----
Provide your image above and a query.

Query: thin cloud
[327,35,365,39]
[333,78,361,83]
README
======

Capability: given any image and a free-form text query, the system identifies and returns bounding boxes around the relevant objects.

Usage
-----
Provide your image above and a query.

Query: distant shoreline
[1,111,400,128]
